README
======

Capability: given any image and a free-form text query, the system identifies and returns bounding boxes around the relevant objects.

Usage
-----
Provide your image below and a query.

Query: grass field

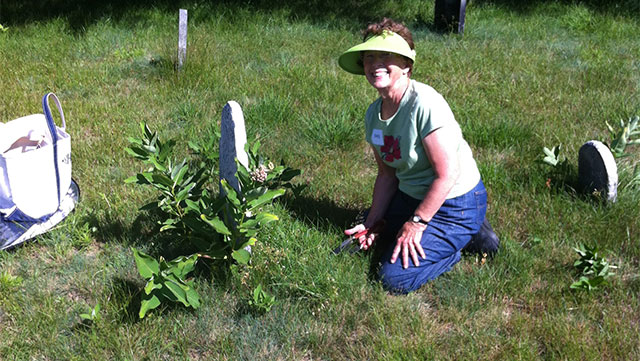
[1,1,639,360]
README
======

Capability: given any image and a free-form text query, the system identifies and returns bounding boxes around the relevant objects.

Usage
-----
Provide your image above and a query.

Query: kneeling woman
[340,18,496,294]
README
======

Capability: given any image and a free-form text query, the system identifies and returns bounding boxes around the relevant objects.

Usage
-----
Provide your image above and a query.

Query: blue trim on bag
[2,206,49,223]
[42,93,62,209]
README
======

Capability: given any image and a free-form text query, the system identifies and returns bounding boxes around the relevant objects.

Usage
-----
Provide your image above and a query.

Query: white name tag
[371,129,384,146]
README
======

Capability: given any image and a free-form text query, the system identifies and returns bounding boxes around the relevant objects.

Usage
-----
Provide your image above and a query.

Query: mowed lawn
[1,1,639,360]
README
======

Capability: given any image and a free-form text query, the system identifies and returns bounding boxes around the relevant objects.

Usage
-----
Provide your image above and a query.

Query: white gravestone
[177,9,188,70]
[578,140,618,202]
[219,101,249,194]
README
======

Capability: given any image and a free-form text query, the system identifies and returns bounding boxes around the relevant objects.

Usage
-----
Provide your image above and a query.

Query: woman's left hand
[391,221,427,269]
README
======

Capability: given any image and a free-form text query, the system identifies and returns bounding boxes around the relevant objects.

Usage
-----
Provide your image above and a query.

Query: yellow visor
[338,30,416,75]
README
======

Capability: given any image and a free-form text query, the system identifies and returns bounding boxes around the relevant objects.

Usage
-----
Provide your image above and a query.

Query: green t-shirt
[365,80,480,200]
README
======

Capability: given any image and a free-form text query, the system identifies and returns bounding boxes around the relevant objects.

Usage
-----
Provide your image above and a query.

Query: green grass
[1,1,640,360]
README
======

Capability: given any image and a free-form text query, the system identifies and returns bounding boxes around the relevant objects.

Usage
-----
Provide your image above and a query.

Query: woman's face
[362,51,411,91]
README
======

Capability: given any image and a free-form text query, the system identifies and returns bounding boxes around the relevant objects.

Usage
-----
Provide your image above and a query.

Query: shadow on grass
[82,208,159,247]
[110,276,144,324]
[280,194,363,232]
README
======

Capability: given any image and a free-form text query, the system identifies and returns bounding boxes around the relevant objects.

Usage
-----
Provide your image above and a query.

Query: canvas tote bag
[0,93,72,221]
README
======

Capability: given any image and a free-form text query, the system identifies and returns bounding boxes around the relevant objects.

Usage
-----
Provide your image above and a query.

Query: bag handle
[42,92,65,207]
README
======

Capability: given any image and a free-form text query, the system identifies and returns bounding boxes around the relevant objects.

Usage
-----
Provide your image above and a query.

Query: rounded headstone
[578,140,618,202]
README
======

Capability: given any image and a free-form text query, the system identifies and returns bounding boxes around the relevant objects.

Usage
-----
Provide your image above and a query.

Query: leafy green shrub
[606,116,640,158]
[125,123,302,318]
[248,284,276,314]
[570,243,617,291]
[133,249,200,318]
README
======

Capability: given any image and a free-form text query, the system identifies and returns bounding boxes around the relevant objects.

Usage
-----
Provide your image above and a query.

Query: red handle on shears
[351,229,368,240]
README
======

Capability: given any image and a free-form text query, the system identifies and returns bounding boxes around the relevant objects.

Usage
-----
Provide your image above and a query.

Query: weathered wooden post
[434,0,467,34]
[177,9,188,70]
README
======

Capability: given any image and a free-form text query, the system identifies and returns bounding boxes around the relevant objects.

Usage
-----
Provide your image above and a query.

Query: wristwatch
[411,215,429,226]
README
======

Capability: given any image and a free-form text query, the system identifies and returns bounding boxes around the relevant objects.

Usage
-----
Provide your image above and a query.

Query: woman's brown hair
[363,17,414,50]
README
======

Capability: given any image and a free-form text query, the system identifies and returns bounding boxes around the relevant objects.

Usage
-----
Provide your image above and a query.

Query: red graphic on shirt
[380,135,401,162]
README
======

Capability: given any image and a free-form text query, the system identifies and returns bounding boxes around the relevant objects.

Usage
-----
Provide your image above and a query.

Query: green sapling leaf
[144,277,162,295]
[232,249,251,265]
[133,248,160,279]
[247,189,285,210]
[185,286,201,309]
[139,293,161,318]
[201,214,232,235]
[167,254,198,279]
[163,278,189,307]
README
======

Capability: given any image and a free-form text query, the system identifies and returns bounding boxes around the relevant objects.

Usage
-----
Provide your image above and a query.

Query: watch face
[412,216,421,223]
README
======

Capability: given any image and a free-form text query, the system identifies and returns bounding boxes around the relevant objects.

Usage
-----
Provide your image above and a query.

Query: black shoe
[464,217,499,256]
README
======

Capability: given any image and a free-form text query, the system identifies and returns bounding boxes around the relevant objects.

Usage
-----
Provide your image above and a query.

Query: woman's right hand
[345,220,385,250]
[344,224,378,250]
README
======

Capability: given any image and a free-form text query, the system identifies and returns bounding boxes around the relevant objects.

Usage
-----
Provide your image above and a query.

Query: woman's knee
[377,251,462,294]
[378,262,419,294]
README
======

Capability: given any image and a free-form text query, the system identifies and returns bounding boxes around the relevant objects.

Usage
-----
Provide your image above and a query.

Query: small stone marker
[434,0,467,34]
[177,9,188,70]
[219,101,249,194]
[578,140,618,202]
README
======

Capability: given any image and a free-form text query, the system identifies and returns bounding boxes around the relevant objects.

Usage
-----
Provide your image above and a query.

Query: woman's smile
[362,51,410,92]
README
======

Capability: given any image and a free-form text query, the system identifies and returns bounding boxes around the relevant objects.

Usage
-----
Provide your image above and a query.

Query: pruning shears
[332,220,385,255]
[332,229,368,255]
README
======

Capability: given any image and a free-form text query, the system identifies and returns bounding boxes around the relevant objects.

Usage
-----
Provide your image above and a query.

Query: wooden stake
[177,9,188,70]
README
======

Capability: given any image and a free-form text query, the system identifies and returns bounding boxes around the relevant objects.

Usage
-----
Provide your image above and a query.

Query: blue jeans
[375,180,487,294]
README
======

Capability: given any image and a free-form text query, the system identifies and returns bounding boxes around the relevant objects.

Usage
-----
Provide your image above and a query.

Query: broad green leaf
[164,278,189,307]
[176,182,195,202]
[248,189,285,210]
[244,187,268,201]
[141,172,154,184]
[279,168,301,182]
[139,293,161,318]
[257,212,279,225]
[185,287,201,309]
[184,199,200,212]
[240,219,259,230]
[232,249,251,265]
[201,214,232,235]
[220,180,241,207]
[172,162,189,187]
[152,173,173,187]
[168,254,198,279]
[133,248,160,279]
[150,158,167,172]
[144,277,162,295]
